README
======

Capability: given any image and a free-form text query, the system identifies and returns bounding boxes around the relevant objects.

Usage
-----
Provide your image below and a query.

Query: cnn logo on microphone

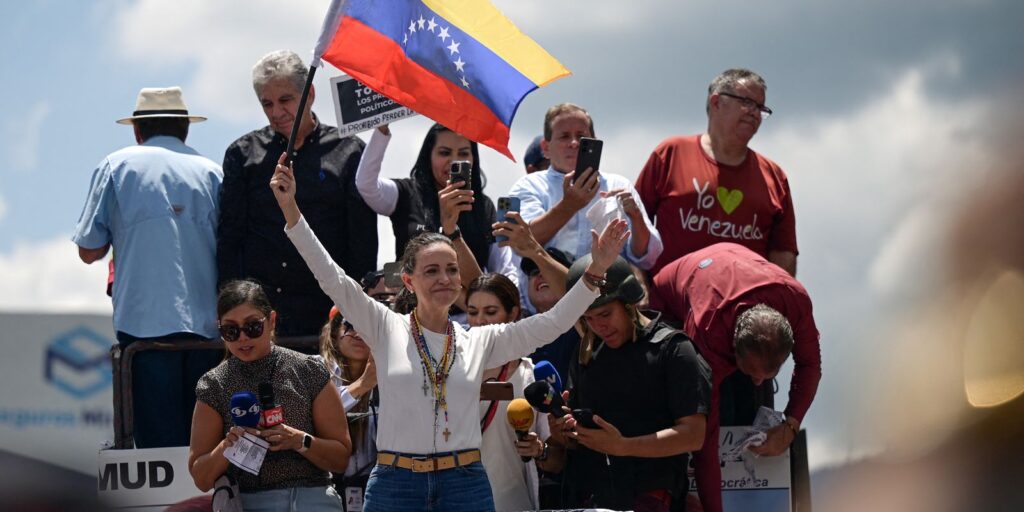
[262,407,284,427]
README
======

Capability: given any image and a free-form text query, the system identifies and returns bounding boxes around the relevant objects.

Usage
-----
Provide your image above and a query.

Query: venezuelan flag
[313,0,570,159]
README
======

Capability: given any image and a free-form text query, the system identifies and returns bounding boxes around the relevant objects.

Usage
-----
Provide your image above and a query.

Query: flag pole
[287,0,345,165]
[285,65,318,165]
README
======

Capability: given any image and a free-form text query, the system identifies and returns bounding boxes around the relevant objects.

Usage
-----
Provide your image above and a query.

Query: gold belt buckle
[411,456,436,473]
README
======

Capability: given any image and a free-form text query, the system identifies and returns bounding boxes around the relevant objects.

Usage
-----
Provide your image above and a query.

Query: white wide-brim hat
[116,86,207,124]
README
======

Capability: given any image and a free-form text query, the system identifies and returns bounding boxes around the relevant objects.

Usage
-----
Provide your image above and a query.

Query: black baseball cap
[520,247,574,276]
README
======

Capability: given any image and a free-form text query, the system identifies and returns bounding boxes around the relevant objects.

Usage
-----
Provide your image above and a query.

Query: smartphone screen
[573,137,603,182]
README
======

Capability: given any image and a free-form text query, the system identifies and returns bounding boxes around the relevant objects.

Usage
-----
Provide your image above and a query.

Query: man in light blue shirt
[508,103,662,269]
[72,86,222,448]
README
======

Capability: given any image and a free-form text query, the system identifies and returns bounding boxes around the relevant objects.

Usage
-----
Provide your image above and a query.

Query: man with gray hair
[650,242,820,512]
[219,50,377,336]
[636,68,798,278]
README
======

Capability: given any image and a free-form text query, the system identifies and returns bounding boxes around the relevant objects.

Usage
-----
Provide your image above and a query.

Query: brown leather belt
[377,449,481,473]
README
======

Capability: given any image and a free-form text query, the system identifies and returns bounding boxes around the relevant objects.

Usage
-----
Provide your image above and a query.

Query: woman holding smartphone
[270,153,627,512]
[355,124,517,310]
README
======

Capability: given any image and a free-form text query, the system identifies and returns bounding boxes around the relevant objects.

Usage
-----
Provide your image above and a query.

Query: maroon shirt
[651,242,820,512]
[636,135,798,276]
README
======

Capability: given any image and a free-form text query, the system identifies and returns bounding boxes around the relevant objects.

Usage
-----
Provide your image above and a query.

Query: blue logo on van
[45,327,112,399]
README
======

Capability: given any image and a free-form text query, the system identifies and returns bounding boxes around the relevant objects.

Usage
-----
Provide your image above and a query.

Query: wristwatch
[538,441,549,462]
[297,433,313,453]
[440,226,462,241]
[582,271,607,289]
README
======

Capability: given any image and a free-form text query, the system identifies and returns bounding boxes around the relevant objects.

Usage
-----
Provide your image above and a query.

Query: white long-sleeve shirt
[286,216,598,454]
[355,129,517,282]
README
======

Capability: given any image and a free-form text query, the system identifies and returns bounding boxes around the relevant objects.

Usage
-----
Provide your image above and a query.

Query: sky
[1,0,1022,474]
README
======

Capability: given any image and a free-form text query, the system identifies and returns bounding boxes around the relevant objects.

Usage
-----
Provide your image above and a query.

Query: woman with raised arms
[269,152,627,512]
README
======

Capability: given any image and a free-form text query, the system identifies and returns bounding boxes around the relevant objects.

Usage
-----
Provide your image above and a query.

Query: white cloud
[110,0,339,125]
[0,236,111,314]
[5,100,51,172]
[748,67,998,468]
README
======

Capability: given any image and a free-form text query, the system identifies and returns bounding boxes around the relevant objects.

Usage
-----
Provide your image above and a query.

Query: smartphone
[495,196,521,243]
[449,161,472,189]
[480,381,514,401]
[572,137,603,182]
[572,408,599,429]
[382,261,402,288]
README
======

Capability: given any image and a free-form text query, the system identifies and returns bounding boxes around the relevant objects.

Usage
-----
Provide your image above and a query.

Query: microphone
[258,382,284,427]
[506,398,535,462]
[524,380,567,418]
[533,360,562,393]
[229,391,261,428]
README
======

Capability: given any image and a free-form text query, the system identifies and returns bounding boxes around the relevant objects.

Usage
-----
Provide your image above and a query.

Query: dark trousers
[719,371,775,427]
[117,332,222,448]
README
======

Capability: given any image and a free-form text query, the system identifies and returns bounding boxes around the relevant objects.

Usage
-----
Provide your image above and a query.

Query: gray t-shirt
[196,345,331,492]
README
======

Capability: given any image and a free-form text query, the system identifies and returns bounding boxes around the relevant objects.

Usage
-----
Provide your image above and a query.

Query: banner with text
[98,446,208,510]
[690,426,792,511]
[331,74,417,136]
[0,313,115,475]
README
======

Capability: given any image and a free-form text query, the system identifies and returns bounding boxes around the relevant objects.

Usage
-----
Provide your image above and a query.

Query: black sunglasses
[219,318,266,342]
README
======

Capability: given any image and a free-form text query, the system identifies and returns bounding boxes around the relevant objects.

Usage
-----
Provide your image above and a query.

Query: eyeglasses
[218,318,266,342]
[718,92,773,119]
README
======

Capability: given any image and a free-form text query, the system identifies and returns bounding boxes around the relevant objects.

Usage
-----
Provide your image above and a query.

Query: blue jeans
[364,460,495,512]
[240,485,343,511]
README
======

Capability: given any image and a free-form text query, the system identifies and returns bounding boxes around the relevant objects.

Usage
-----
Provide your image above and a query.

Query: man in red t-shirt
[651,243,821,512]
[636,68,798,278]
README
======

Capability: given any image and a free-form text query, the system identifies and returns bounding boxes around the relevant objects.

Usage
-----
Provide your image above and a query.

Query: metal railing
[109,336,318,449]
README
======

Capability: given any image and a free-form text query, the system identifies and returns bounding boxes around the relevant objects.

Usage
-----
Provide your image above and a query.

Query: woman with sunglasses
[271,154,628,512]
[318,306,378,507]
[188,279,352,511]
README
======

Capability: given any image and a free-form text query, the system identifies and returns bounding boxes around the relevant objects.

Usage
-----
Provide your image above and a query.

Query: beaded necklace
[410,309,457,451]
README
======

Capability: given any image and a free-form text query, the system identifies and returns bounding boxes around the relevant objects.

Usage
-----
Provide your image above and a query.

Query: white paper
[585,196,623,236]
[722,407,786,483]
[345,486,364,512]
[223,432,269,475]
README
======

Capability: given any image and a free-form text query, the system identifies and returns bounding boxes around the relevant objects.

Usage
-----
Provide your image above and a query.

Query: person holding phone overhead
[355,123,517,312]
[507,103,663,269]
[269,151,629,512]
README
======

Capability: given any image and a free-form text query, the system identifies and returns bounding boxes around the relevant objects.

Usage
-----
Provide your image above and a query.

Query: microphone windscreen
[533,361,562,393]
[524,380,567,418]
[506,398,534,432]
[229,391,261,427]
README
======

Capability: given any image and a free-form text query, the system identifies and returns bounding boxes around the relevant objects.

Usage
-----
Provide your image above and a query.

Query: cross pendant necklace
[443,428,451,442]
